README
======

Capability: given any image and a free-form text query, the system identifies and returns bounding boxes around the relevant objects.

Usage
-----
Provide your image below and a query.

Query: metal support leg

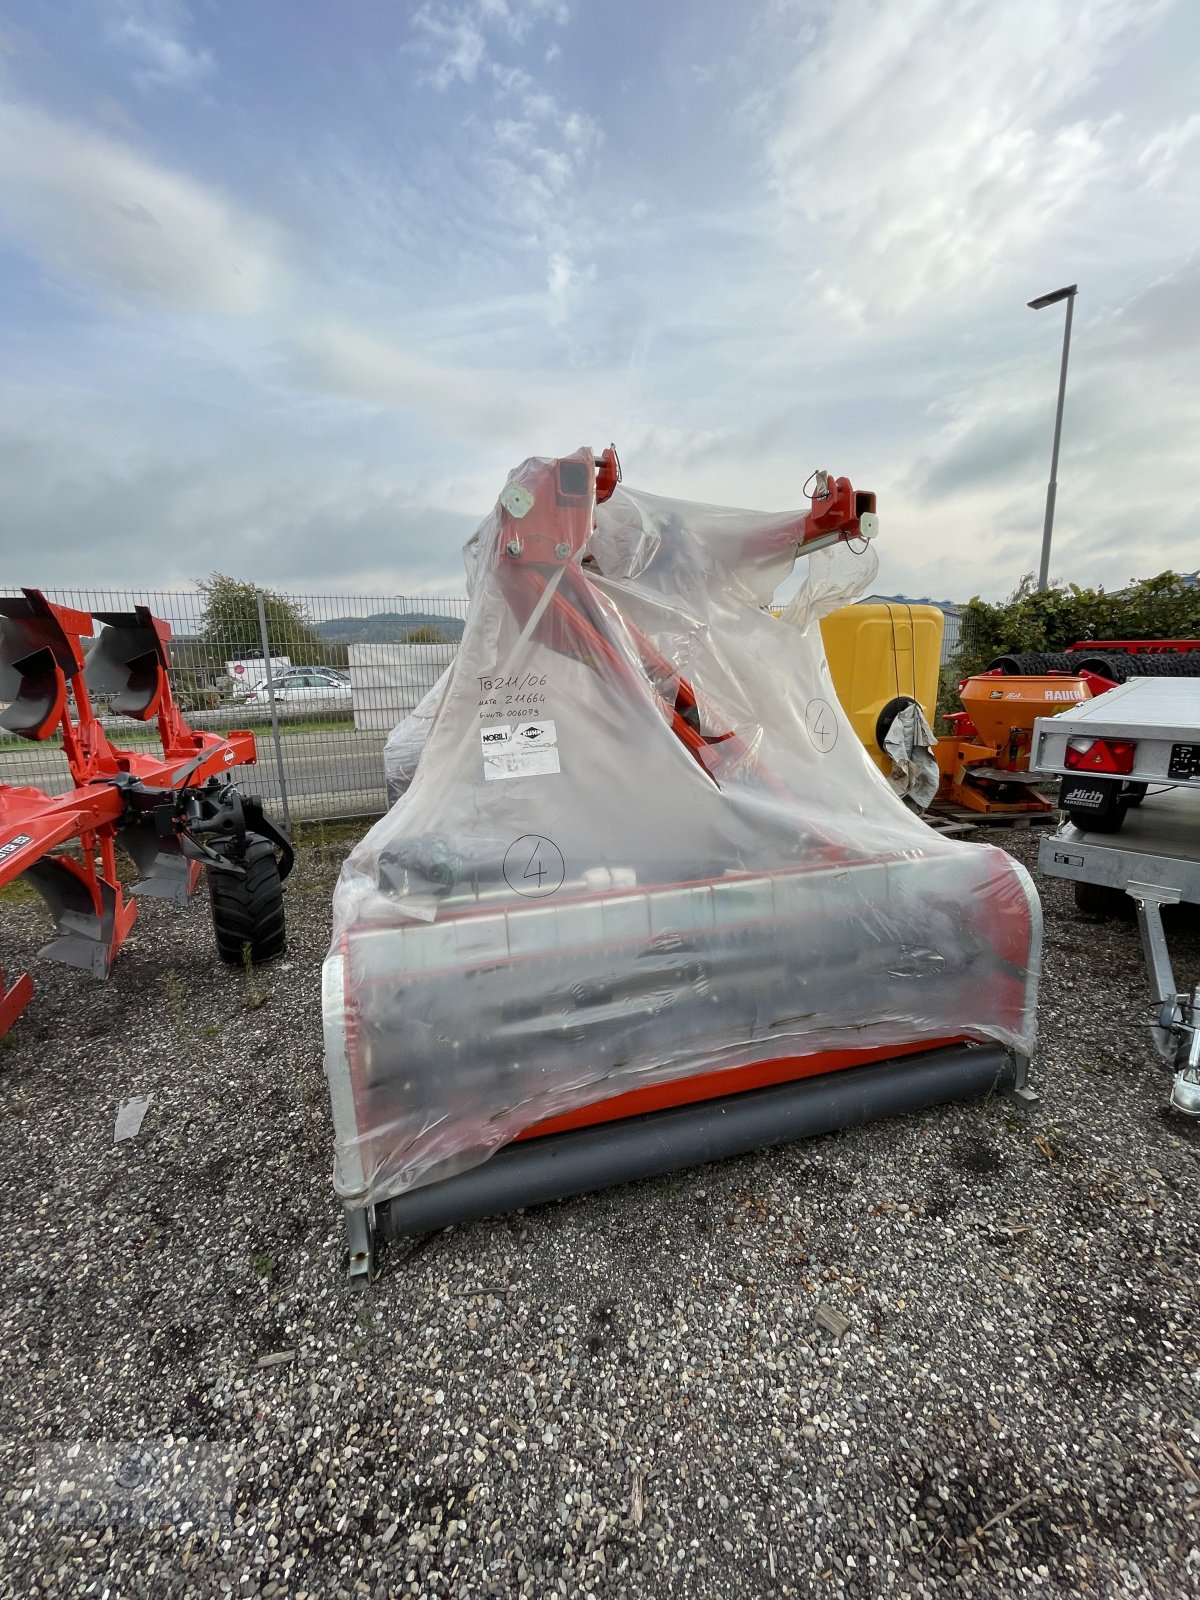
[1006,1054,1039,1107]
[344,1205,376,1286]
[1130,882,1182,1062]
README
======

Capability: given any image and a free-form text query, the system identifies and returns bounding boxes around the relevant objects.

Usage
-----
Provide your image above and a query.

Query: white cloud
[285,319,552,443]
[0,378,479,592]
[481,61,601,326]
[411,5,488,88]
[760,0,1165,321]
[412,0,569,89]
[105,0,215,93]
[546,250,576,326]
[0,99,280,312]
[1138,113,1200,186]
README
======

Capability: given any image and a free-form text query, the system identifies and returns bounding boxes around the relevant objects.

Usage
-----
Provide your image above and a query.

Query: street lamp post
[1028,283,1078,592]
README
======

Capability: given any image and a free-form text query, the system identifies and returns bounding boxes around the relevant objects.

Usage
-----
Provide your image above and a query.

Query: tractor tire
[1074,880,1130,917]
[1069,651,1130,682]
[1113,651,1200,678]
[986,650,1074,675]
[208,833,287,966]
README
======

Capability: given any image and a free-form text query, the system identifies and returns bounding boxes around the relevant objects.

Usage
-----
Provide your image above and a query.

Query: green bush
[952,570,1200,680]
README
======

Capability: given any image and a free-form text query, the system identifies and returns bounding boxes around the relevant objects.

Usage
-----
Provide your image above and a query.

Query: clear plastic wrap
[383,667,450,808]
[324,451,1040,1208]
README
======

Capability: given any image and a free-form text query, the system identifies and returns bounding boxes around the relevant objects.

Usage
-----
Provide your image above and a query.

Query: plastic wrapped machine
[324,447,1041,1279]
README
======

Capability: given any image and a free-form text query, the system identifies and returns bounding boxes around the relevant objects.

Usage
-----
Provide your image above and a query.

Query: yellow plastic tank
[819,602,944,775]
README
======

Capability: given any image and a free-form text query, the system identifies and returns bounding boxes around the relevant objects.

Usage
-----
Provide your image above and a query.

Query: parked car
[250,668,352,707]
[288,665,350,682]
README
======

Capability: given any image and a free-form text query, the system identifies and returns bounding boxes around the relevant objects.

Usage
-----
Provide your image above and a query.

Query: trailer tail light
[1064,737,1136,774]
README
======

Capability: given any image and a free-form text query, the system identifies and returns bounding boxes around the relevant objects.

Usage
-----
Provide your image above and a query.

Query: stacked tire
[987,647,1200,679]
[984,651,1076,675]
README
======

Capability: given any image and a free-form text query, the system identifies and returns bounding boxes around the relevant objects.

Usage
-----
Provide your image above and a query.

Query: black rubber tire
[1074,880,1130,917]
[985,650,1074,675]
[1123,781,1147,807]
[1065,803,1127,834]
[1112,651,1200,678]
[1068,651,1130,682]
[208,833,287,966]
[874,694,917,752]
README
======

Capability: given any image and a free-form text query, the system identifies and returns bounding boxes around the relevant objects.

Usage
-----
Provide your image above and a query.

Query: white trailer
[1032,678,1200,1115]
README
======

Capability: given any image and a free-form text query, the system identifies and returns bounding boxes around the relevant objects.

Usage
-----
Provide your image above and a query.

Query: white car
[250,668,351,707]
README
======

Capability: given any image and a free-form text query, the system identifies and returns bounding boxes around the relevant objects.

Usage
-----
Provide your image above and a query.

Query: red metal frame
[519,1036,967,1139]
[0,590,257,1034]
[497,448,875,786]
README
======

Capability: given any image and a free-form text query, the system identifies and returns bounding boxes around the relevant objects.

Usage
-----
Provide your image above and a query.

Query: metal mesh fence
[0,586,469,824]
[2,584,973,820]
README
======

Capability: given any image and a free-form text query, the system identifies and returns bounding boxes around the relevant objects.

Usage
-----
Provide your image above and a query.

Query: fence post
[255,588,292,833]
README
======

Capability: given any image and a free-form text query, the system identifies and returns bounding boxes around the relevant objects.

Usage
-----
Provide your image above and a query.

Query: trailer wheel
[208,833,287,966]
[874,695,917,753]
[1074,880,1130,917]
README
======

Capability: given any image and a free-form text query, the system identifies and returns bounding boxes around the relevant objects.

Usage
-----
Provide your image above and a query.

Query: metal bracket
[344,1206,376,1287]
[1004,1054,1039,1106]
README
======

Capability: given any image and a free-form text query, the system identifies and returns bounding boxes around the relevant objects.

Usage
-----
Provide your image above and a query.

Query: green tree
[197,573,332,661]
[402,625,451,644]
[951,569,1200,680]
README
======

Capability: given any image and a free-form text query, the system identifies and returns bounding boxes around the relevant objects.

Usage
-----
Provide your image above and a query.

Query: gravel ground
[1,823,1198,1599]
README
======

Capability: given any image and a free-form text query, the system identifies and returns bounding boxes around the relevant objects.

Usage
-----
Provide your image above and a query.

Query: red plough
[0,589,293,1036]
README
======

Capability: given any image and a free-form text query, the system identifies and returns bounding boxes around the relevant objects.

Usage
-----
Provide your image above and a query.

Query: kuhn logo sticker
[0,833,32,863]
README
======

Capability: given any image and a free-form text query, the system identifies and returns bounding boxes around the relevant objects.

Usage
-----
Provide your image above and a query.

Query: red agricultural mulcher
[323,448,1041,1281]
[0,589,293,1037]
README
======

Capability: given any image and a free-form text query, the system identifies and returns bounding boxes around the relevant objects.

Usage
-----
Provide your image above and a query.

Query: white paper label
[485,747,561,781]
[483,719,559,780]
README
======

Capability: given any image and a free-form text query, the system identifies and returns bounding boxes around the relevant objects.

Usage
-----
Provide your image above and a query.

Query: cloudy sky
[0,0,1197,603]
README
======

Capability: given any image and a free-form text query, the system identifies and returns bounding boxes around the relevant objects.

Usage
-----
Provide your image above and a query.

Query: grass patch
[0,714,354,754]
[292,818,372,849]
[0,879,39,906]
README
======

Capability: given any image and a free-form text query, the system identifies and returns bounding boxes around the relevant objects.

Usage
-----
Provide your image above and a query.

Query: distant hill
[314,611,465,644]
